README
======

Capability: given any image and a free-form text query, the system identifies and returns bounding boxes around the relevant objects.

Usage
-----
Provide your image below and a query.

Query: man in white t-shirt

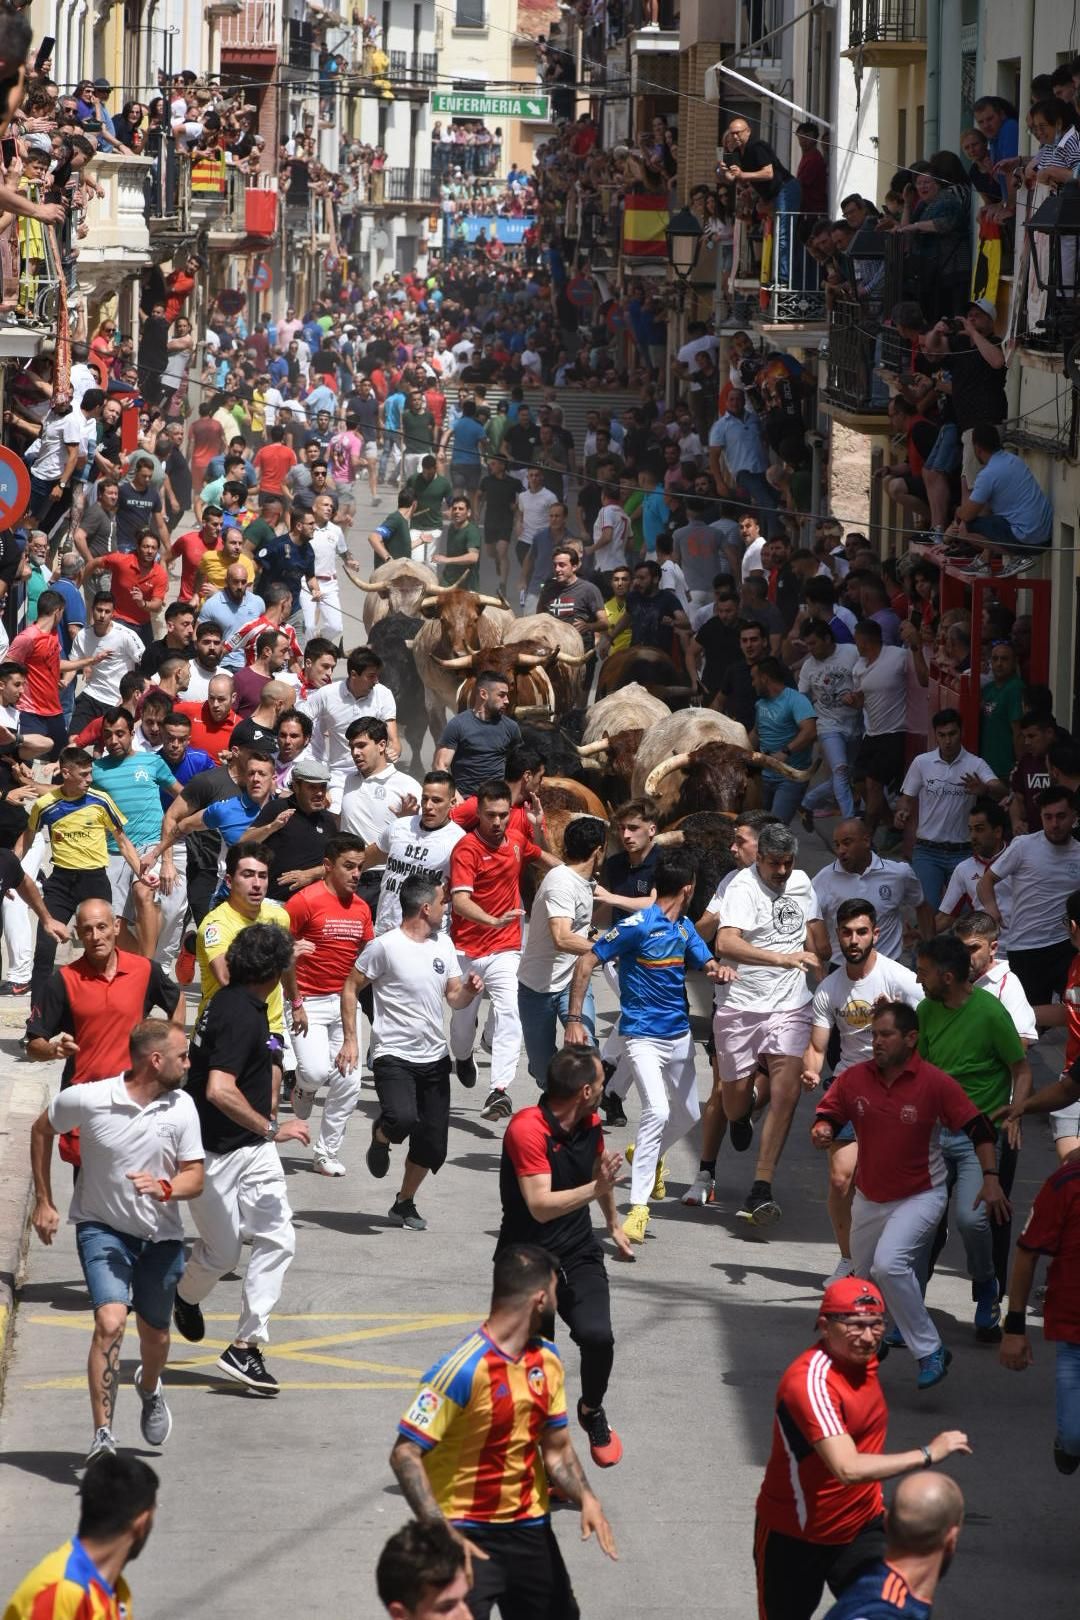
[369,770,466,935]
[300,648,399,808]
[738,514,767,581]
[587,487,631,583]
[813,817,931,964]
[69,594,146,732]
[713,822,829,1227]
[801,897,923,1279]
[518,816,606,1083]
[340,717,422,914]
[977,784,1080,1005]
[935,797,1013,947]
[797,619,861,821]
[340,876,481,1232]
[513,467,559,591]
[850,619,927,837]
[300,491,353,642]
[895,707,1003,911]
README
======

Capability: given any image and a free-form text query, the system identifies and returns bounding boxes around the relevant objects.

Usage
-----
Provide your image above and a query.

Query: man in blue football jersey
[565,850,729,1244]
[823,1471,965,1620]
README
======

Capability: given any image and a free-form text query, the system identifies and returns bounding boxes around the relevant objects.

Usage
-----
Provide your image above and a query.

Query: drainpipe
[924,0,940,156]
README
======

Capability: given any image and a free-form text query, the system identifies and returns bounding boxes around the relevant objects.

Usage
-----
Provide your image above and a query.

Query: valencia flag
[622,191,670,258]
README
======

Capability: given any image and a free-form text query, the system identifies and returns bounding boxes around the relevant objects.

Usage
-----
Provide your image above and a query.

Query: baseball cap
[291,757,331,783]
[967,297,996,319]
[820,1278,885,1317]
[93,77,112,92]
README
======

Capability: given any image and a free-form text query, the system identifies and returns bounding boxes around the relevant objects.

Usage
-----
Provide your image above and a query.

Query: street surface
[0,480,1073,1617]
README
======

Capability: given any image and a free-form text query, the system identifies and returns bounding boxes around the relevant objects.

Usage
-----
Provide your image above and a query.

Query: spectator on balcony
[973,97,1019,207]
[961,129,1001,205]
[920,298,1007,514]
[894,160,972,320]
[718,116,801,288]
[947,426,1053,577]
[877,397,940,531]
[795,122,828,217]
[113,102,145,153]
[1022,98,1080,192]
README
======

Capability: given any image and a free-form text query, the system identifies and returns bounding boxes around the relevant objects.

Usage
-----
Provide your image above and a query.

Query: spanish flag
[622,191,669,258]
[191,152,226,195]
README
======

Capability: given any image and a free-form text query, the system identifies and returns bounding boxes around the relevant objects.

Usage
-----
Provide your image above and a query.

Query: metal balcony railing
[384,167,436,204]
[12,183,64,326]
[144,131,185,226]
[824,299,886,413]
[733,0,786,73]
[388,50,438,86]
[849,0,926,46]
[759,212,828,323]
[220,0,279,50]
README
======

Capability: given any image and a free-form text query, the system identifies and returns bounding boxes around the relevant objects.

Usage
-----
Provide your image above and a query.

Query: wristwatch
[264,1118,280,1140]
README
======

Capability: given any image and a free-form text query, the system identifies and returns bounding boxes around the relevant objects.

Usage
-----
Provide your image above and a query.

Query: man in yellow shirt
[3,1451,157,1620]
[602,565,633,654]
[195,528,256,599]
[195,840,306,1040]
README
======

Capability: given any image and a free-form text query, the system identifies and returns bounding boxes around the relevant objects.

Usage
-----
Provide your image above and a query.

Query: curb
[0,1025,59,1410]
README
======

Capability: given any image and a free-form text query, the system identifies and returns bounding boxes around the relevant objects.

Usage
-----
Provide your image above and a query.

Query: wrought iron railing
[849,0,926,46]
[385,167,436,204]
[388,50,438,85]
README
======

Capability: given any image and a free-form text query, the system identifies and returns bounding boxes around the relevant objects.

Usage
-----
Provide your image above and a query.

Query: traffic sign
[430,91,551,119]
[0,445,29,530]
[250,261,272,292]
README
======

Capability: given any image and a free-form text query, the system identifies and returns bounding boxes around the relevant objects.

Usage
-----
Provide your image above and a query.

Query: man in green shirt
[915,932,1030,1342]
[369,489,417,564]
[979,641,1025,779]
[407,457,453,531]
[434,494,481,590]
[242,493,286,554]
[401,390,436,483]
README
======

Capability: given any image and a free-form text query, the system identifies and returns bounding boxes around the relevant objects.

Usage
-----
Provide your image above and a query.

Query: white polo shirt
[976,958,1037,1042]
[812,854,924,963]
[939,851,1013,947]
[340,762,423,847]
[48,1075,204,1242]
[901,747,998,844]
[301,678,398,788]
[987,831,1080,950]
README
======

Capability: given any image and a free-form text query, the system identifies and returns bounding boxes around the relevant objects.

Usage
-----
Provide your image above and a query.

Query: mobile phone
[34,37,55,73]
[1,139,16,166]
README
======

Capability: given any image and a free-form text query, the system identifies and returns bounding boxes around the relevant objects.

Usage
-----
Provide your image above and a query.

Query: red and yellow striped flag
[621,191,669,258]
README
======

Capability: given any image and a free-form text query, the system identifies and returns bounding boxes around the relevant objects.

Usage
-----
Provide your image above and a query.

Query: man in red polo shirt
[25,897,183,1164]
[448,778,556,1122]
[812,1000,1009,1391]
[754,1274,972,1620]
[170,508,224,601]
[175,674,237,761]
[94,530,168,646]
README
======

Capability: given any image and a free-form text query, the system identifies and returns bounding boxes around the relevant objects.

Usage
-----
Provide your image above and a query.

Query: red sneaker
[577,1400,623,1467]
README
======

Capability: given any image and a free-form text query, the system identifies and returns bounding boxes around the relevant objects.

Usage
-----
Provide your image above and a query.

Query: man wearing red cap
[754,1274,971,1620]
[811,999,1009,1392]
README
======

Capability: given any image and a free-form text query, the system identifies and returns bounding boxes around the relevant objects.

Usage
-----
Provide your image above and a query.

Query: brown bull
[353,558,438,631]
[438,638,588,719]
[410,587,514,744]
[575,728,644,808]
[643,741,812,825]
[596,646,694,705]
[538,777,609,860]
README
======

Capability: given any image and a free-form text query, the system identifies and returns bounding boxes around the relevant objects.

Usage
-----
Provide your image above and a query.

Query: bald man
[822,1472,965,1618]
[230,679,294,755]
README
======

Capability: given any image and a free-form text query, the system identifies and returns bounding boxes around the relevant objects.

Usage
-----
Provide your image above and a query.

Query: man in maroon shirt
[812,1000,1007,1390]
[795,122,829,216]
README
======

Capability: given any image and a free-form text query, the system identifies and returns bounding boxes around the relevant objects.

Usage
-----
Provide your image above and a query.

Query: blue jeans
[911,842,966,911]
[773,177,802,286]
[518,982,596,1085]
[1057,1342,1080,1455]
[967,514,1049,549]
[803,731,859,819]
[75,1221,185,1331]
[762,773,807,826]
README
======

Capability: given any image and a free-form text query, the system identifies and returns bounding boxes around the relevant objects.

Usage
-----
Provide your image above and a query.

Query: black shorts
[754,1515,885,1620]
[463,1521,580,1620]
[372,1053,452,1172]
[1006,940,1077,1007]
[853,730,906,789]
[485,526,512,549]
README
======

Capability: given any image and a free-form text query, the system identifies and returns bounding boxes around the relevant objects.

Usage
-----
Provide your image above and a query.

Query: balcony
[388,50,438,94]
[383,167,437,207]
[732,0,786,86]
[844,0,927,67]
[220,0,279,53]
[752,213,829,330]
[76,153,155,297]
[606,0,679,46]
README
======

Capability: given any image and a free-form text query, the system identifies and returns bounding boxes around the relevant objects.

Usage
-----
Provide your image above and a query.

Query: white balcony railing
[78,153,155,268]
[220,0,280,49]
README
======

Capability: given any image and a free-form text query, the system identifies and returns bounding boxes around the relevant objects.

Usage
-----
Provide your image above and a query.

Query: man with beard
[801,900,923,1283]
[978,784,1080,1005]
[28,1021,203,1462]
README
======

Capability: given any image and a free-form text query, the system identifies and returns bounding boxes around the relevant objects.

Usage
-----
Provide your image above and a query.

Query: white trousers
[178,1141,296,1345]
[850,1186,948,1360]
[449,950,522,1090]
[154,844,188,976]
[599,962,630,1093]
[300,581,343,641]
[288,993,359,1156]
[626,1032,700,1205]
[2,829,45,983]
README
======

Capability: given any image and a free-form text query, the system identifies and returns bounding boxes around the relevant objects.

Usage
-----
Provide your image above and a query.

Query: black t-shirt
[497,1098,603,1260]
[230,717,278,755]
[187,984,275,1153]
[504,422,539,468]
[739,138,791,202]
[163,446,192,512]
[602,845,660,900]
[947,336,1008,431]
[695,618,743,697]
[251,797,340,901]
[626,588,684,655]
[721,658,759,731]
[180,763,240,874]
[436,710,522,796]
[479,473,520,537]
[0,846,23,894]
[141,634,195,677]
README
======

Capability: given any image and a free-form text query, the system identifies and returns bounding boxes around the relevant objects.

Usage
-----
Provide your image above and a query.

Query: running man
[340,876,482,1231]
[566,850,728,1244]
[369,770,466,935]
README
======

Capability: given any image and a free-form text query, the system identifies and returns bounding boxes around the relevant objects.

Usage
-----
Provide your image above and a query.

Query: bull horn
[514,705,551,718]
[419,587,455,608]
[575,739,610,757]
[353,577,383,593]
[653,829,685,846]
[643,751,693,797]
[515,652,548,668]
[750,751,815,783]
[404,638,415,651]
[555,650,590,668]
[433,653,477,670]
[476,593,508,608]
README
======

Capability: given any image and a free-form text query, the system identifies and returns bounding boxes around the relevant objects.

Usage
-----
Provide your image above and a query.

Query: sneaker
[601,1090,627,1127]
[456,1056,477,1088]
[0,980,29,996]
[291,1084,316,1120]
[217,1343,279,1396]
[681,1169,716,1207]
[1053,1436,1080,1475]
[729,1110,754,1152]
[280,1070,295,1103]
[172,1292,205,1343]
[736,1181,781,1226]
[577,1398,623,1467]
[623,1203,651,1243]
[480,1087,513,1121]
[389,1197,428,1231]
[974,1277,1001,1343]
[916,1346,952,1390]
[134,1364,173,1447]
[175,934,196,985]
[825,1257,856,1285]
[997,552,1038,577]
[314,1148,346,1177]
[882,1324,906,1350]
[624,1144,666,1200]
[366,1123,390,1179]
[954,555,991,575]
[86,1426,116,1462]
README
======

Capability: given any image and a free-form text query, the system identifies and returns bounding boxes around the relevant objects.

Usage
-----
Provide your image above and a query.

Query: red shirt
[756,1344,887,1543]
[451,801,536,842]
[450,826,542,957]
[174,700,237,762]
[815,1056,979,1203]
[9,624,61,717]
[97,552,168,626]
[1018,1161,1080,1343]
[171,529,210,600]
[284,883,374,997]
[253,442,297,495]
[164,268,195,324]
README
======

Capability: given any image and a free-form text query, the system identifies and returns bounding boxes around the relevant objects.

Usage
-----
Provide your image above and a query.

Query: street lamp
[1023,178,1080,350]
[665,205,703,286]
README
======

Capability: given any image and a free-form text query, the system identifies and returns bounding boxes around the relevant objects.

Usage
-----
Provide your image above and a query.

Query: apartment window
[455,0,485,28]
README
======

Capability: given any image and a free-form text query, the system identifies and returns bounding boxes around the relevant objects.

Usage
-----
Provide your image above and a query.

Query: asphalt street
[0,479,1074,1618]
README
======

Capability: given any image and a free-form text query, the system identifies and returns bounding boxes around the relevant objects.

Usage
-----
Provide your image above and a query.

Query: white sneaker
[313,1148,346,1176]
[825,1256,856,1284]
[86,1426,116,1463]
[292,1085,316,1120]
[681,1169,716,1207]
